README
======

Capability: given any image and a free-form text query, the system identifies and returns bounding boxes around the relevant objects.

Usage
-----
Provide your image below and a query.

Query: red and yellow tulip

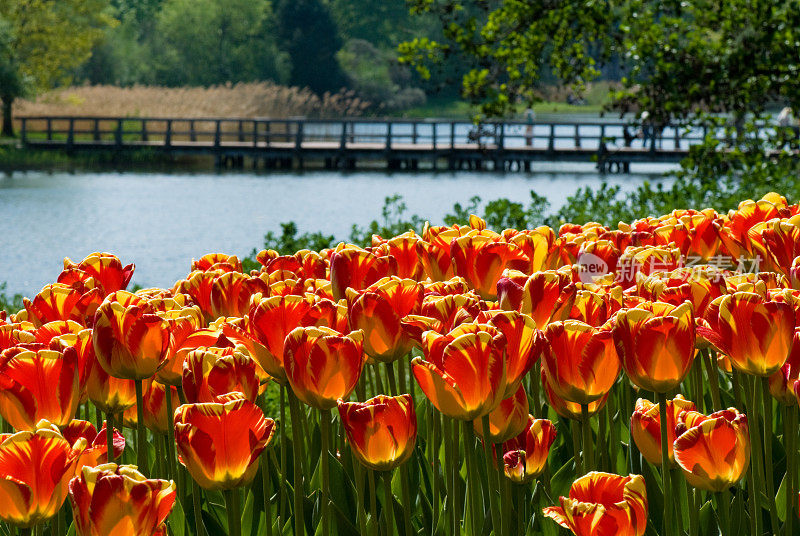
[630,395,696,466]
[182,347,260,404]
[337,394,417,471]
[69,463,176,536]
[283,326,365,410]
[174,393,275,490]
[501,416,557,483]
[543,472,648,536]
[0,422,86,528]
[673,408,750,491]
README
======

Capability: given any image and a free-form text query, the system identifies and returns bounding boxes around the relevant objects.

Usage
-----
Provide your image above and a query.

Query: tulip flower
[501,416,557,483]
[506,226,562,272]
[612,301,695,393]
[23,283,103,328]
[540,320,619,405]
[92,291,170,381]
[346,277,423,363]
[541,367,609,420]
[769,329,800,404]
[337,394,417,471]
[192,252,242,273]
[329,245,397,301]
[59,252,134,291]
[630,396,696,466]
[485,310,540,398]
[173,270,224,323]
[86,357,137,416]
[245,294,315,382]
[700,292,794,376]
[182,347,260,404]
[615,245,682,289]
[411,323,506,420]
[497,269,576,328]
[141,380,182,435]
[64,419,126,466]
[543,472,648,536]
[154,305,206,385]
[283,326,365,410]
[0,346,80,430]
[673,408,750,492]
[0,322,36,352]
[450,230,528,299]
[69,463,176,536]
[174,393,275,490]
[373,230,423,280]
[0,422,86,528]
[473,384,529,444]
[210,271,269,319]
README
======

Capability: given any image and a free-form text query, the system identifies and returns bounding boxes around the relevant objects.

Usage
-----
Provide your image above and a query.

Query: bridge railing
[16,116,721,153]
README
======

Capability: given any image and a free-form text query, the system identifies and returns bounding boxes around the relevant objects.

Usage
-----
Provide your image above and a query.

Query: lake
[0,164,675,298]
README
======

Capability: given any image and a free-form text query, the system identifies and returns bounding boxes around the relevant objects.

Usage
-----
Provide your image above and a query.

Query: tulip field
[4,192,800,536]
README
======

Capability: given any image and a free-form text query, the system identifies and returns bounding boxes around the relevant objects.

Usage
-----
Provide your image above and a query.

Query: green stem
[262,450,273,536]
[288,390,305,536]
[688,487,699,536]
[399,463,414,536]
[383,471,395,536]
[135,380,147,474]
[515,484,524,536]
[225,488,241,536]
[431,406,440,534]
[598,402,609,471]
[744,375,763,536]
[786,405,797,536]
[692,357,705,414]
[530,372,541,418]
[581,404,594,472]
[671,465,685,535]
[570,420,583,476]
[462,420,482,536]
[448,418,462,535]
[368,469,379,535]
[353,453,368,536]
[397,358,407,394]
[192,480,205,536]
[497,445,510,536]
[165,388,177,480]
[718,489,731,536]
[480,414,501,535]
[279,386,288,528]
[759,377,779,533]
[386,362,398,396]
[704,350,722,411]
[105,412,116,462]
[657,391,673,536]
[320,408,332,536]
[373,365,385,394]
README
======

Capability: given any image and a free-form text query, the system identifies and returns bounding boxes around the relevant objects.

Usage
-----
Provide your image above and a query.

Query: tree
[276,0,348,95]
[400,0,800,124]
[153,0,288,86]
[0,0,115,136]
[398,0,617,117]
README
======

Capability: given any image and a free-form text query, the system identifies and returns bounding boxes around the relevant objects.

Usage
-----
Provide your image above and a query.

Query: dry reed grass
[14,82,370,118]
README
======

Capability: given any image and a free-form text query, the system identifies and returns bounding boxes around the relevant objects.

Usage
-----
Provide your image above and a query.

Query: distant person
[637,111,654,149]
[524,108,535,147]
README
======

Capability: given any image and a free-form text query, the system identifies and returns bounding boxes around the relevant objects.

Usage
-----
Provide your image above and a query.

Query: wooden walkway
[17,116,708,172]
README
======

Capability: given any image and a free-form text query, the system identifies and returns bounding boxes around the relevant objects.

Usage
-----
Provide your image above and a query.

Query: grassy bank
[0,143,212,173]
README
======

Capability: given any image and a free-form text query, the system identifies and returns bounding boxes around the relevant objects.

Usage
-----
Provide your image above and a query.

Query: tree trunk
[1,96,14,138]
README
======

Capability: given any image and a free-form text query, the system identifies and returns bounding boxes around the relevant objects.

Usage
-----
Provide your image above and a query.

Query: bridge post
[265,121,271,147]
[253,120,258,148]
[295,121,304,150]
[165,120,173,148]
[141,119,148,142]
[67,118,75,149]
[20,118,26,144]
[214,120,221,148]
[340,121,347,150]
[115,119,123,147]
[574,124,581,148]
[386,121,392,150]
[93,119,100,142]
[190,120,196,142]
[450,122,456,148]
[46,118,52,141]
[548,124,555,151]
[432,122,437,150]
[238,120,244,142]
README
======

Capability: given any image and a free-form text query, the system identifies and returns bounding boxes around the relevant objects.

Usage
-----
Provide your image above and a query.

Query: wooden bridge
[17,116,707,173]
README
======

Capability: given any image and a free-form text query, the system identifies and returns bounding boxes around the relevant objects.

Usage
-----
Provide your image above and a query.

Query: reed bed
[13,82,370,119]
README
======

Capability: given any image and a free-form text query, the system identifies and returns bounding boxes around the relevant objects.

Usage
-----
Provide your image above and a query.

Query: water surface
[0,165,674,297]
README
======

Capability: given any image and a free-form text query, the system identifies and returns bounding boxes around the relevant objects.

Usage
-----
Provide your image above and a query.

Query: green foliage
[276,0,348,95]
[348,194,426,245]
[153,0,288,87]
[399,0,616,117]
[0,282,23,316]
